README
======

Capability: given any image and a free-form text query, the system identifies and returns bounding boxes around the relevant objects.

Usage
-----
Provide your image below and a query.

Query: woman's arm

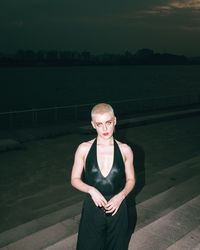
[71,143,107,207]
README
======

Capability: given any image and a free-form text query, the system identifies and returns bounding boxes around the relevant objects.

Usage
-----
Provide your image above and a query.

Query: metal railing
[0,93,200,129]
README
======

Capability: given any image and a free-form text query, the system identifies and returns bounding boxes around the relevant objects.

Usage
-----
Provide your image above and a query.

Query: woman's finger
[105,203,113,209]
[106,207,115,213]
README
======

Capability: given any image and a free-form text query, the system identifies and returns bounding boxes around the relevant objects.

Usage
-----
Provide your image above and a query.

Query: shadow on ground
[116,128,146,248]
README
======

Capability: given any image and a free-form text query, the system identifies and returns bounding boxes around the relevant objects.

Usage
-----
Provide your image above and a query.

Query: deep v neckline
[96,139,115,179]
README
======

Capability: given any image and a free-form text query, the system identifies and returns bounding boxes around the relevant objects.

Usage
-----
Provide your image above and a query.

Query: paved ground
[0,109,200,240]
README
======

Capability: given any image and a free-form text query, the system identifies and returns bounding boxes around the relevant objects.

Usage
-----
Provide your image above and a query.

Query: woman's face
[91,112,116,139]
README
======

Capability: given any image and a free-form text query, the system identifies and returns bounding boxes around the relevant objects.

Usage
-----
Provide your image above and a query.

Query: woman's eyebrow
[95,118,113,124]
[96,122,102,125]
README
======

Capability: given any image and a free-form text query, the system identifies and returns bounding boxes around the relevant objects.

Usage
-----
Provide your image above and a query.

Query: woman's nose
[103,124,107,131]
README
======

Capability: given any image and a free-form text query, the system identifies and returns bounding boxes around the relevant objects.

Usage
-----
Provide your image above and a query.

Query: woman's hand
[88,187,107,207]
[104,192,125,216]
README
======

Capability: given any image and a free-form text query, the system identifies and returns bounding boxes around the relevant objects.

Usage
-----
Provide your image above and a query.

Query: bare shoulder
[76,138,95,157]
[115,140,134,159]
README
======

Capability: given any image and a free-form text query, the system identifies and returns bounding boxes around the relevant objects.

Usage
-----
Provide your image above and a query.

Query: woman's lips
[103,132,109,136]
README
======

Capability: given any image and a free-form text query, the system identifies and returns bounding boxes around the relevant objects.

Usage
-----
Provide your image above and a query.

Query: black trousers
[77,195,128,250]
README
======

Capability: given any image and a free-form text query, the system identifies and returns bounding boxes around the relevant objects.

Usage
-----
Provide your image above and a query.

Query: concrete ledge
[0,139,22,152]
[79,107,200,133]
[0,155,199,248]
[128,196,200,250]
[1,172,199,249]
[166,225,200,250]
[43,195,200,250]
[0,202,82,248]
[44,233,77,250]
[1,107,200,150]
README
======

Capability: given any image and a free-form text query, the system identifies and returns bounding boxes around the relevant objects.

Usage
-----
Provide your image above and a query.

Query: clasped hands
[88,187,124,216]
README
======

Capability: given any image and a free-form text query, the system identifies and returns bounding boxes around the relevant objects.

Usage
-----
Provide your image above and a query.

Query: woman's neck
[97,136,114,145]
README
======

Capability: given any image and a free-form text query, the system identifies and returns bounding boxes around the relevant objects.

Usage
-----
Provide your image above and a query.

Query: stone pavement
[0,107,200,249]
[1,155,198,249]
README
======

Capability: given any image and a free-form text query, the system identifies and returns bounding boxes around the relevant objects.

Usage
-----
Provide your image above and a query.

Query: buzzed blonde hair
[91,103,115,119]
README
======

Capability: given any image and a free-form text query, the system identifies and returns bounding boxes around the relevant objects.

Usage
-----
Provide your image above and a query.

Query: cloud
[134,0,200,17]
[170,0,200,10]
[151,0,200,14]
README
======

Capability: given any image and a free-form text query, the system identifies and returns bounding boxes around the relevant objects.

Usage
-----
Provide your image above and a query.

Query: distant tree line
[0,48,199,66]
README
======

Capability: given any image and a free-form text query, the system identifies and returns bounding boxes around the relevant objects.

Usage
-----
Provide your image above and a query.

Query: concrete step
[0,155,198,246]
[3,173,198,250]
[7,153,198,229]
[44,233,76,250]
[0,203,82,248]
[166,225,200,250]
[7,153,199,232]
[135,174,200,230]
[51,175,200,249]
[0,216,80,250]
[44,194,200,250]
[134,154,200,203]
[128,195,200,250]
[193,244,200,250]
[0,158,199,249]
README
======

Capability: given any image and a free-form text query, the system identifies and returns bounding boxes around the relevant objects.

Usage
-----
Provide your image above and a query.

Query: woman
[71,103,135,250]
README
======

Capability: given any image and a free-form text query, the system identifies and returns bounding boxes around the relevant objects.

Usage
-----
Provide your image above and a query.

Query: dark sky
[1,0,200,56]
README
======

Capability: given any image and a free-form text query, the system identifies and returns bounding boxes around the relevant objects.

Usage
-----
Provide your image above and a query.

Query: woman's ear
[91,120,96,129]
[114,116,117,125]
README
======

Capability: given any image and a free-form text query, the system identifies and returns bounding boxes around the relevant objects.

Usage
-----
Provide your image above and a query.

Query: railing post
[54,107,58,123]
[9,110,13,129]
[32,109,37,127]
[74,105,78,122]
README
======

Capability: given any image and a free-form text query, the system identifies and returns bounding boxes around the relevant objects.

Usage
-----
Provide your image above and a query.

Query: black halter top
[84,138,126,197]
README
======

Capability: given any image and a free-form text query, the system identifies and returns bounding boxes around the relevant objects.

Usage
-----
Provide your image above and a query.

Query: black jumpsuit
[77,138,128,250]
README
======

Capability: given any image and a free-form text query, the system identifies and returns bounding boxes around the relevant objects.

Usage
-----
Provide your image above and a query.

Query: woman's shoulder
[77,138,95,155]
[115,139,133,156]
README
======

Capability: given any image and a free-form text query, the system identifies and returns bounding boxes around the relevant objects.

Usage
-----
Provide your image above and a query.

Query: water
[0,65,200,112]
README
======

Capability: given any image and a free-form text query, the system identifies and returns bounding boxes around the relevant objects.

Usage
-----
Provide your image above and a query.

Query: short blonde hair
[91,103,115,119]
